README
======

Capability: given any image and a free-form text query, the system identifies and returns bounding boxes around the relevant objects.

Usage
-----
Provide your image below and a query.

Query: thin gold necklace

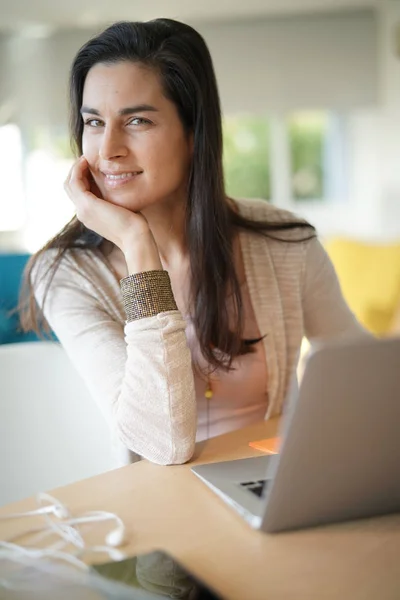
[205,374,213,440]
[205,375,213,400]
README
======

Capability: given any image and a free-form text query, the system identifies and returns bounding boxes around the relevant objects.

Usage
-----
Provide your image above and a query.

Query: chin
[102,189,150,213]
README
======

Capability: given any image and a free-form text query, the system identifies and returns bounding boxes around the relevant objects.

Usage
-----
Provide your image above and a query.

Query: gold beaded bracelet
[120,270,178,322]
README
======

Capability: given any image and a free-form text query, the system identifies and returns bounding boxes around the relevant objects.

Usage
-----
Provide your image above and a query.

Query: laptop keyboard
[240,479,268,498]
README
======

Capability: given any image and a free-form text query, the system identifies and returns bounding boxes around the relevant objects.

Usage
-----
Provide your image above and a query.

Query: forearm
[116,265,196,465]
[113,313,197,465]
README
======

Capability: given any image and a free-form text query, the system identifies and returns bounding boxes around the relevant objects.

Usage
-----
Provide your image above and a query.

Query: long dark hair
[20,19,315,370]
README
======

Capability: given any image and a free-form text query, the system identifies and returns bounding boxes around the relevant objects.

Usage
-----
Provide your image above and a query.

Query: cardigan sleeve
[302,237,371,343]
[32,252,197,466]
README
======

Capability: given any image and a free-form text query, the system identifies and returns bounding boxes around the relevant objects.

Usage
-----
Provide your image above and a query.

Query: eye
[84,118,104,128]
[128,117,152,126]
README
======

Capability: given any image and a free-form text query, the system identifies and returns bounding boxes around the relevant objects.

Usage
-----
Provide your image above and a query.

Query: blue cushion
[0,253,41,345]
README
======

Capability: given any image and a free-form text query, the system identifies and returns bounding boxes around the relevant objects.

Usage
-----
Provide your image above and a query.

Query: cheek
[150,136,191,180]
[82,135,97,165]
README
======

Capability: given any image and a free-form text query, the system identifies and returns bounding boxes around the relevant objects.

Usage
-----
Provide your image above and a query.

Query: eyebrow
[80,104,159,116]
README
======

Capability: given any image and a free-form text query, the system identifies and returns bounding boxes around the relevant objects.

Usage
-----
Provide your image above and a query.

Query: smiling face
[81,61,192,212]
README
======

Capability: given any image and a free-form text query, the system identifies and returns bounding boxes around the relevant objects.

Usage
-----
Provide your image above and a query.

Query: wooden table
[1,419,400,600]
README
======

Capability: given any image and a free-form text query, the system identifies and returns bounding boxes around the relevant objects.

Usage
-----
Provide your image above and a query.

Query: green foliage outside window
[288,111,327,201]
[223,115,271,200]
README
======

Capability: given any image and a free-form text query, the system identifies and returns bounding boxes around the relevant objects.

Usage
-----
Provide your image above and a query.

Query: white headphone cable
[0,541,88,571]
[0,493,128,570]
[0,493,70,522]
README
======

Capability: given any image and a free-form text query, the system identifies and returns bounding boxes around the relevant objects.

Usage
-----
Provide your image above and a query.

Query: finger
[71,156,88,183]
[64,160,87,208]
[68,158,91,196]
[64,157,82,197]
[66,155,84,180]
[78,158,95,195]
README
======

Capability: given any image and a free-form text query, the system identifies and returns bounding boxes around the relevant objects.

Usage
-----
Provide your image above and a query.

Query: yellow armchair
[324,238,400,336]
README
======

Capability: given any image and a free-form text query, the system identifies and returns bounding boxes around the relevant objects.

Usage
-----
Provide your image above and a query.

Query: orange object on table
[249,437,280,454]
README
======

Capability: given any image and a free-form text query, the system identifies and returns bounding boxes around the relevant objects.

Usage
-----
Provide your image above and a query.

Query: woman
[20,19,366,466]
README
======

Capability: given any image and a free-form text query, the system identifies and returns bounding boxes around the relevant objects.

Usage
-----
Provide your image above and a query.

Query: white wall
[4,10,378,130]
[377,0,400,238]
[198,10,378,112]
[339,0,400,240]
[2,29,92,131]
[0,34,12,121]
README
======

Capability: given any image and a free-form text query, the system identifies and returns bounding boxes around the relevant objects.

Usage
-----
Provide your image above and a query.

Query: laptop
[192,337,400,533]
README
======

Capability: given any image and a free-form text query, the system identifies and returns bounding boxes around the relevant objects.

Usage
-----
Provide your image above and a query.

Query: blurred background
[1,0,400,506]
[0,0,399,341]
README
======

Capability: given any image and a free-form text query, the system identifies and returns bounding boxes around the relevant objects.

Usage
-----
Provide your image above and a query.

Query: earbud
[37,492,70,519]
[105,527,126,548]
[107,548,126,561]
[52,504,70,519]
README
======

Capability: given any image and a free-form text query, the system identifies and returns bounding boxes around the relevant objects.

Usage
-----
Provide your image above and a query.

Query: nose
[99,126,128,160]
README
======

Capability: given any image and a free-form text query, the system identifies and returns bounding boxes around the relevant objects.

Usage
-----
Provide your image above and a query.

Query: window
[23,126,74,251]
[223,115,271,200]
[222,110,347,206]
[288,111,327,201]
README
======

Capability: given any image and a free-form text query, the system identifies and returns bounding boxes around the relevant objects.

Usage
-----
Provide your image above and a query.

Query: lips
[102,171,142,179]
[101,170,143,188]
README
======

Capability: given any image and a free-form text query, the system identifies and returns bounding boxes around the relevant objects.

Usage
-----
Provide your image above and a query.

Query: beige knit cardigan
[34,198,367,465]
